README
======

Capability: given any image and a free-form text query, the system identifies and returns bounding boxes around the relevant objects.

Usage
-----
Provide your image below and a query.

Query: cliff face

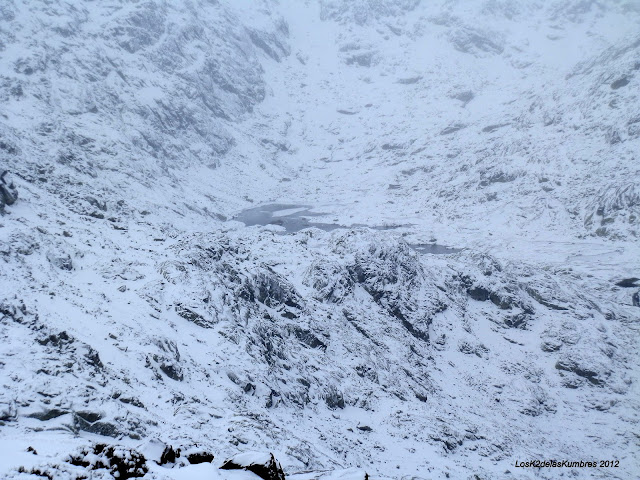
[1,1,639,479]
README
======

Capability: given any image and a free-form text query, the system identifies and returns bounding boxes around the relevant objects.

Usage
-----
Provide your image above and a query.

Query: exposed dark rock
[606,127,621,145]
[17,467,54,479]
[396,76,422,84]
[468,286,490,301]
[110,2,166,54]
[266,389,281,408]
[157,444,213,466]
[555,360,604,386]
[37,331,73,347]
[610,76,630,89]
[157,360,183,381]
[159,445,181,465]
[450,28,503,55]
[324,387,345,409]
[292,327,327,350]
[118,397,145,408]
[633,291,639,307]
[149,339,184,381]
[541,340,562,352]
[458,341,488,357]
[482,123,509,133]
[479,172,516,187]
[440,123,466,135]
[33,329,103,378]
[220,452,286,480]
[415,391,428,402]
[74,412,120,437]
[345,52,376,67]
[355,364,379,382]
[0,170,18,211]
[305,261,354,303]
[615,277,639,288]
[85,196,107,211]
[186,450,214,464]
[381,143,403,150]
[0,402,17,421]
[430,426,464,453]
[393,308,430,342]
[260,138,290,151]
[628,117,640,138]
[489,292,515,310]
[0,141,18,155]
[85,347,104,370]
[343,309,377,344]
[48,253,73,270]
[247,28,290,62]
[342,237,434,344]
[526,287,568,311]
[504,313,528,329]
[76,411,102,423]
[451,90,474,104]
[175,304,212,328]
[253,271,302,310]
[28,409,69,421]
[67,444,148,479]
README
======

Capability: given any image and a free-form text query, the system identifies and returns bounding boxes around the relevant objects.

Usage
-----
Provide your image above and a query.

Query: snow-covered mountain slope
[0,0,291,221]
[269,0,640,244]
[1,1,639,479]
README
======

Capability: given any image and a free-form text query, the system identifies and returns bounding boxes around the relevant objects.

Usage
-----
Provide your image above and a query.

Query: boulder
[220,452,285,480]
[67,444,148,479]
[0,170,18,211]
[616,278,639,288]
[158,444,214,466]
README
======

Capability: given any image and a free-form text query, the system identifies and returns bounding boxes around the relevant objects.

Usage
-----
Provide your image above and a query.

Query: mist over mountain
[1,1,639,479]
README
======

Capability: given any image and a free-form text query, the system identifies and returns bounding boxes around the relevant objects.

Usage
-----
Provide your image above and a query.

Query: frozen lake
[233,203,462,255]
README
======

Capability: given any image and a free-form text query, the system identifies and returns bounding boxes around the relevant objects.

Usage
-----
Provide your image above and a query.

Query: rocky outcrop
[221,452,286,480]
[555,358,607,387]
[158,444,214,466]
[0,170,17,211]
[67,444,148,479]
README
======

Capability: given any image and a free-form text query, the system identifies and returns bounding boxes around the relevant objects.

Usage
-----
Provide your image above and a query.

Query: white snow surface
[1,0,639,479]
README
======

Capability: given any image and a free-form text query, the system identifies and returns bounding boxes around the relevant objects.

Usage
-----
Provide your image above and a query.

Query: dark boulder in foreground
[67,444,148,479]
[186,450,215,464]
[159,444,215,466]
[221,452,286,480]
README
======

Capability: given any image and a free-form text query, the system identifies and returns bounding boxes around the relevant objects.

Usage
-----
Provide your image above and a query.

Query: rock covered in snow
[221,452,286,480]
